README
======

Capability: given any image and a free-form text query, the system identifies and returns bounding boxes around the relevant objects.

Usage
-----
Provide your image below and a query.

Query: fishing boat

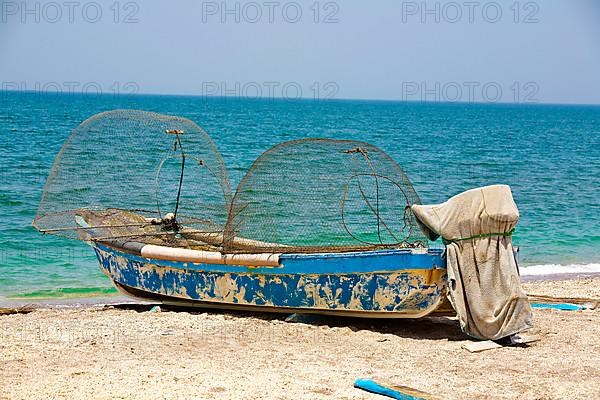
[94,243,446,317]
[33,110,449,318]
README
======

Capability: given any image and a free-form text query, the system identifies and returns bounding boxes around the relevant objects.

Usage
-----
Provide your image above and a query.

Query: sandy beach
[0,277,598,400]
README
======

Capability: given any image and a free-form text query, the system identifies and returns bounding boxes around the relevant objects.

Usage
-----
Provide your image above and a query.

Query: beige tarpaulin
[412,185,532,340]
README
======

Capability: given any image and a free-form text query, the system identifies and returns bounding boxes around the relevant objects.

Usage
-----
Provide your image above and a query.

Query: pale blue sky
[1,0,599,104]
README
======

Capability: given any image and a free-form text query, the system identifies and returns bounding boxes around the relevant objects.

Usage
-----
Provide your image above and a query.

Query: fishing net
[33,110,232,249]
[222,139,427,253]
[34,111,427,253]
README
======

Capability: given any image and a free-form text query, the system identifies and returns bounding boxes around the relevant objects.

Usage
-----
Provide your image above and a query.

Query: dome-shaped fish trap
[34,111,427,253]
[222,139,427,252]
[33,110,233,249]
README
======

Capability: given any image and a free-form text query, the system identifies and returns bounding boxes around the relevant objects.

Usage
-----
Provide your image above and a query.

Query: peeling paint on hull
[95,244,448,318]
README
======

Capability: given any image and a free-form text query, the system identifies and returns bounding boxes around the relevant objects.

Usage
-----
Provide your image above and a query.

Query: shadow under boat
[107,292,466,342]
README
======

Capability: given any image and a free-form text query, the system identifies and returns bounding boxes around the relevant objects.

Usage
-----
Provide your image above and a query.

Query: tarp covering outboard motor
[412,184,532,340]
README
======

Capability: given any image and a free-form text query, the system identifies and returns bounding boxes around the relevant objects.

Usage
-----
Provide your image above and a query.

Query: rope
[341,171,416,247]
[442,229,515,245]
[173,134,185,222]
[348,147,397,244]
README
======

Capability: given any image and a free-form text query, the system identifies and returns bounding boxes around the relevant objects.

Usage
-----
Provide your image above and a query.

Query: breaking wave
[520,263,600,277]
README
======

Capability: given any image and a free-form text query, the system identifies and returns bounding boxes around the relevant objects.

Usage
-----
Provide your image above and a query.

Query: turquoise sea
[1,92,599,300]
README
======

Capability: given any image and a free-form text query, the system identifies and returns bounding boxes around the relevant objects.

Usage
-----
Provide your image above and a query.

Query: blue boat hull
[95,244,449,318]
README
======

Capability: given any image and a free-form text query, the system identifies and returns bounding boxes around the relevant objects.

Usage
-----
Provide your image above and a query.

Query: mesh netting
[222,139,427,252]
[33,110,232,249]
[34,111,427,253]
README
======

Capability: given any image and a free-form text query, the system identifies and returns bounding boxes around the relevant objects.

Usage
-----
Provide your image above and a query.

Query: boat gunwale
[94,242,446,275]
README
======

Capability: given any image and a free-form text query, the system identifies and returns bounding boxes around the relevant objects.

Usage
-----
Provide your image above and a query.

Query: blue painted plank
[354,379,435,400]
[531,303,585,311]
